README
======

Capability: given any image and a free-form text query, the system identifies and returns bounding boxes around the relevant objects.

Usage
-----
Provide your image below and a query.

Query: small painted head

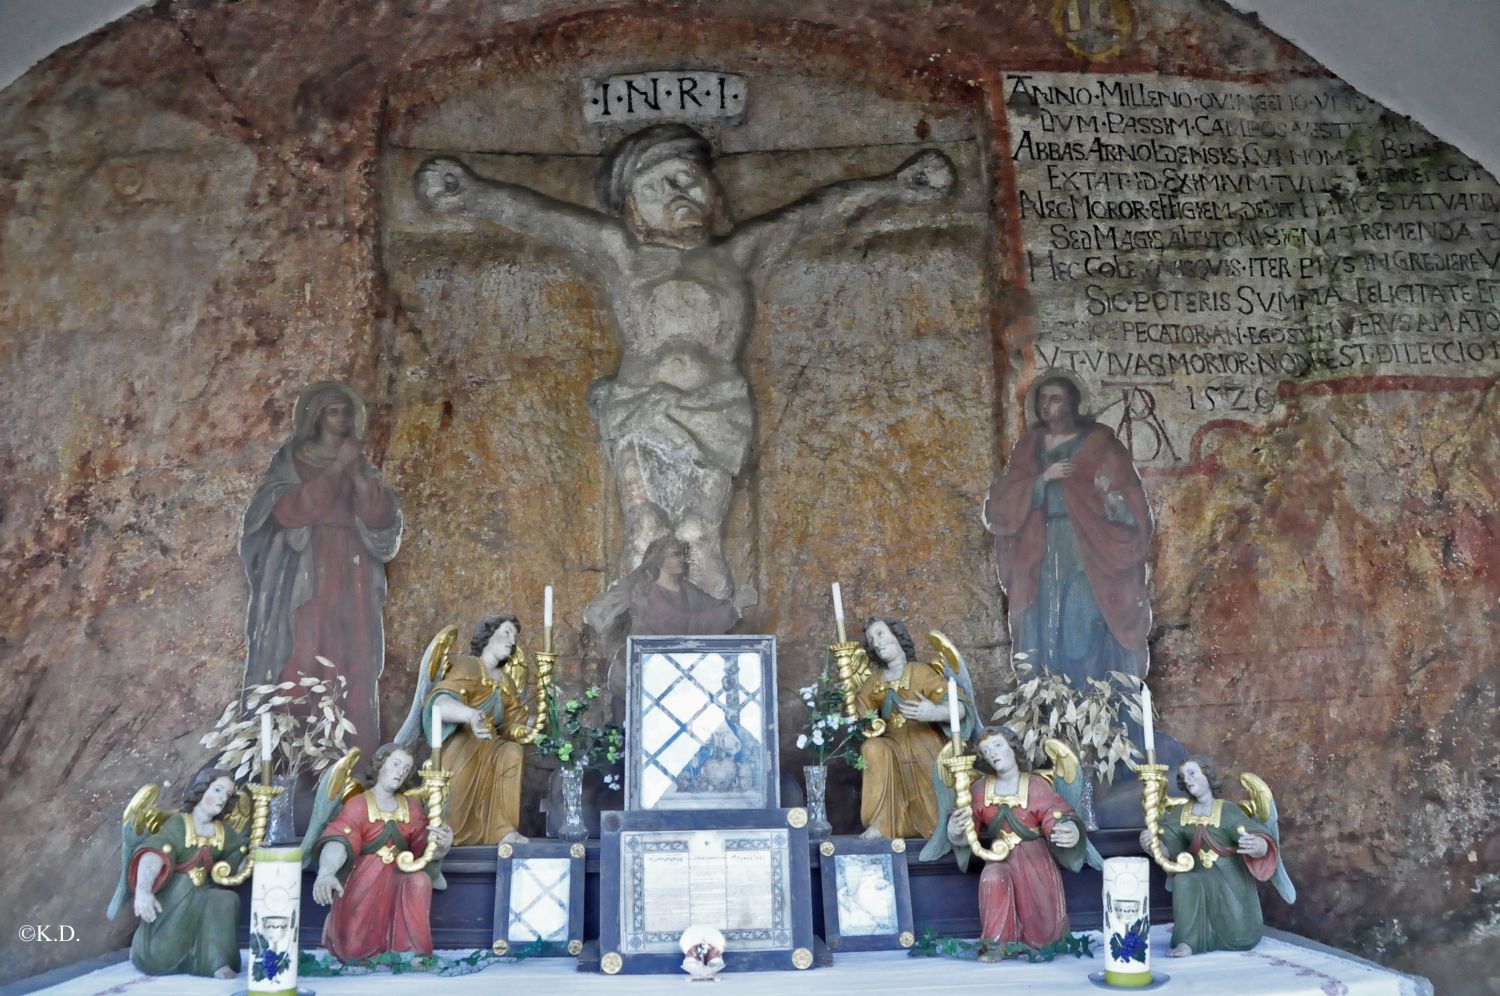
[862,617,916,668]
[365,743,423,793]
[977,726,1028,774]
[471,613,522,660]
[1176,755,1223,801]
[637,534,691,583]
[1034,375,1082,429]
[182,766,238,820]
[316,399,354,439]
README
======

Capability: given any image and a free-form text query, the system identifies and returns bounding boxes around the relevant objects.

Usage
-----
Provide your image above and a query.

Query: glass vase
[803,765,833,840]
[558,764,589,843]
[265,774,297,845]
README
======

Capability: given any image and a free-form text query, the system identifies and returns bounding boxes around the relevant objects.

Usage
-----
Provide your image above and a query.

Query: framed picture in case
[491,840,586,957]
[817,836,915,952]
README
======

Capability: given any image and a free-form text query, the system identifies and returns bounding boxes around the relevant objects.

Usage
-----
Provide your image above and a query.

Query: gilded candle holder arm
[508,649,556,744]
[210,782,282,886]
[831,641,886,738]
[941,750,1012,863]
[396,761,451,872]
[1138,761,1194,873]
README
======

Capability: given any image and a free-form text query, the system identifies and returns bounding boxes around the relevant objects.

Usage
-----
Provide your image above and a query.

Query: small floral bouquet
[794,662,871,768]
[990,653,1143,783]
[200,657,354,782]
[533,685,625,789]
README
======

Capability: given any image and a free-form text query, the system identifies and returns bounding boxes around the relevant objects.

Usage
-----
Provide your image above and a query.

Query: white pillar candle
[1141,684,1156,757]
[430,704,442,751]
[1103,856,1152,986]
[947,677,962,739]
[544,585,554,628]
[260,712,273,762]
[831,582,847,643]
[248,845,303,994]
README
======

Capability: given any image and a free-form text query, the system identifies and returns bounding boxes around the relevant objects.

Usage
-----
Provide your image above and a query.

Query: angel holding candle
[398,614,549,845]
[1139,756,1295,956]
[840,618,979,840]
[922,728,1099,953]
[106,768,249,978]
[303,744,453,961]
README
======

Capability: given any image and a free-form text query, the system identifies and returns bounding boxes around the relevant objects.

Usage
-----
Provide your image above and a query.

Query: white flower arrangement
[794,671,869,768]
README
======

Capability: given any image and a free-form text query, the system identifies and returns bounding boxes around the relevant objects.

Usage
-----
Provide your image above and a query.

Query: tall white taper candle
[1141,684,1156,758]
[831,582,847,643]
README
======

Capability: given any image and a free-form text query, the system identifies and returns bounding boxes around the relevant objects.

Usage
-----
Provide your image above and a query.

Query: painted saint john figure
[415,124,955,620]
[984,372,1152,686]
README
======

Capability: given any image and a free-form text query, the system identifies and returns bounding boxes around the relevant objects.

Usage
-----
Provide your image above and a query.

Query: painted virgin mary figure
[984,371,1152,685]
[240,382,404,755]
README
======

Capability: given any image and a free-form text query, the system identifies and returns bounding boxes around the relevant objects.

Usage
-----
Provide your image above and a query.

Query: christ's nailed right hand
[415,157,475,212]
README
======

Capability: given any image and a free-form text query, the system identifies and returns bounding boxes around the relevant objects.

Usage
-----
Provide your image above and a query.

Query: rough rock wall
[0,2,1494,991]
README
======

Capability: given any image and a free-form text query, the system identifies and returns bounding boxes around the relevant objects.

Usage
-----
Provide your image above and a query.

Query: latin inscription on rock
[1006,71,1500,466]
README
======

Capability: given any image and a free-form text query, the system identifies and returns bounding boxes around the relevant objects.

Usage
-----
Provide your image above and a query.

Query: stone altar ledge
[14,927,1430,995]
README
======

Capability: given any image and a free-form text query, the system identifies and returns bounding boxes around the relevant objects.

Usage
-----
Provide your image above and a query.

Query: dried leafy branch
[200,656,354,782]
[990,654,1144,783]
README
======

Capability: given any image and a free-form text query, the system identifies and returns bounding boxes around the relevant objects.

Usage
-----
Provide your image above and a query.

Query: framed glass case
[597,807,816,974]
[491,840,586,958]
[817,836,915,952]
[625,635,779,812]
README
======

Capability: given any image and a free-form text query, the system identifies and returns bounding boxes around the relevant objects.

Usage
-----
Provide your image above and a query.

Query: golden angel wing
[502,642,531,690]
[325,748,363,803]
[425,624,460,682]
[123,784,173,836]
[1041,738,1080,785]
[1238,772,1274,823]
[928,630,962,675]
[225,789,255,834]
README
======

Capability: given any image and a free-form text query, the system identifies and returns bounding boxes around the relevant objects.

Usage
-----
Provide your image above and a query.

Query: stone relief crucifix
[414,123,955,638]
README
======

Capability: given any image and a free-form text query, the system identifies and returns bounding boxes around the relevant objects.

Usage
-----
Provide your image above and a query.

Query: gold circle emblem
[890,838,907,853]
[787,808,808,829]
[602,952,623,974]
[571,843,586,859]
[492,939,509,955]
[568,939,583,956]
[497,843,513,859]
[1051,0,1136,60]
[819,841,836,857]
[899,932,915,948]
[792,948,813,970]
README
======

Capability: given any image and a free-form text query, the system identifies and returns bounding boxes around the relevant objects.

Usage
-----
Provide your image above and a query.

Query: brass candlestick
[396,761,452,872]
[210,782,283,885]
[1138,756,1194,873]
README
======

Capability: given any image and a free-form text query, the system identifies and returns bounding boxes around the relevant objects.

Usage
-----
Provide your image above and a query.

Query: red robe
[315,793,435,962]
[985,422,1152,657]
[270,454,398,753]
[971,774,1084,949]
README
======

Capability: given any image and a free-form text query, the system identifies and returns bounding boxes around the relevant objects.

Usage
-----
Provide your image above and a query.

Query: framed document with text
[817,836,915,952]
[597,808,816,974]
[491,840,586,958]
[625,635,779,812]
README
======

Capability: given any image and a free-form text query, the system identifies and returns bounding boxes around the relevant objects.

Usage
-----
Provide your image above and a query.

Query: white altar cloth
[18,926,1430,995]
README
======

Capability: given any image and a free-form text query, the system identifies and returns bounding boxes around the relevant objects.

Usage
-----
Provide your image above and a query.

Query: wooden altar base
[232,829,1170,951]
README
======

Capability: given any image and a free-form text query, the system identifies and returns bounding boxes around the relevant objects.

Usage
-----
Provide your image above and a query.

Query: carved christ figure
[415,124,955,611]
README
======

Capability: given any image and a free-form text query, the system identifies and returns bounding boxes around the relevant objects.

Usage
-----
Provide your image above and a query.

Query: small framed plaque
[625,635,779,812]
[491,840,586,958]
[818,837,915,952]
[598,808,816,974]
